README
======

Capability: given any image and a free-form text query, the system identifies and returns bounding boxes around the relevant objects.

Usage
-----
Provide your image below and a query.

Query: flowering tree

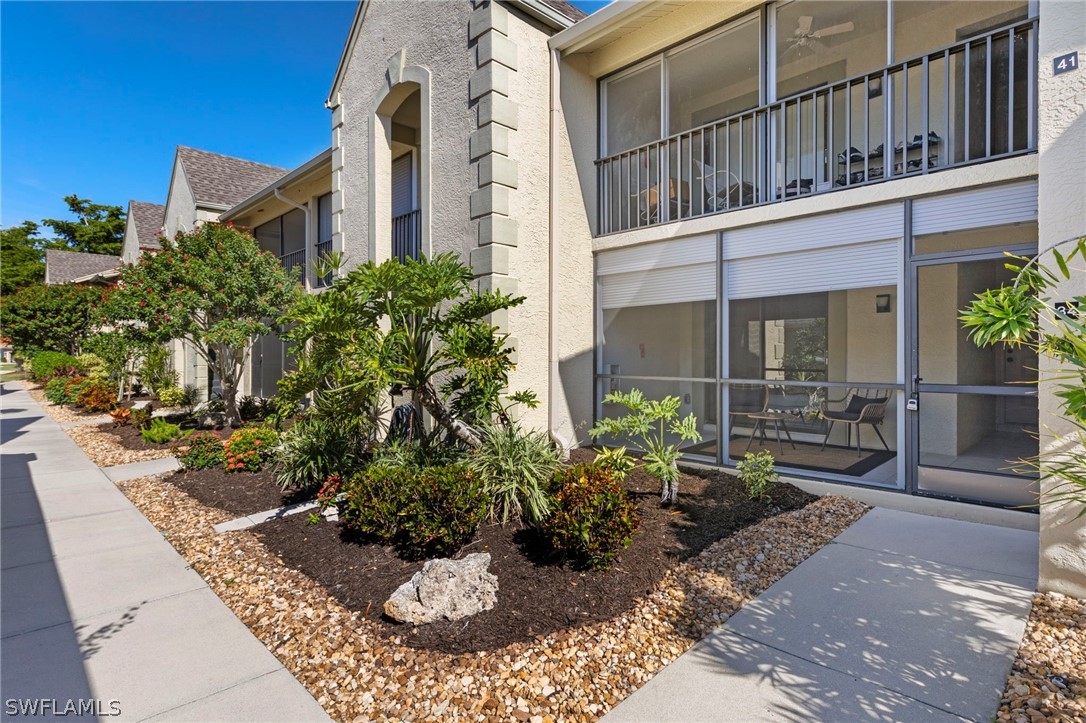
[106,223,299,426]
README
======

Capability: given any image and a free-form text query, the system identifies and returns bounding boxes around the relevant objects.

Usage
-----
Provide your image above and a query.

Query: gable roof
[326,0,586,106]
[176,146,288,209]
[45,250,121,285]
[127,200,165,249]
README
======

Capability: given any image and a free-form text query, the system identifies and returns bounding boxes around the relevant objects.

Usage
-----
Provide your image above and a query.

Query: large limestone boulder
[384,553,498,624]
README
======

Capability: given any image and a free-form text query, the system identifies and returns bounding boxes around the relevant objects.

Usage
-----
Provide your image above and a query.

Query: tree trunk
[417,382,481,448]
[660,461,680,506]
[211,343,244,427]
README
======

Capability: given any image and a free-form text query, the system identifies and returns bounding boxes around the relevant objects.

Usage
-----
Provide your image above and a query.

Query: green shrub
[238,395,270,422]
[275,416,369,491]
[468,421,560,525]
[174,432,225,470]
[224,426,280,473]
[370,440,466,469]
[543,464,640,570]
[64,377,90,403]
[75,380,116,412]
[129,406,153,430]
[44,376,78,405]
[341,464,487,557]
[75,353,108,381]
[140,418,190,444]
[138,344,175,395]
[30,351,80,381]
[156,385,186,407]
[589,388,702,506]
[736,451,779,502]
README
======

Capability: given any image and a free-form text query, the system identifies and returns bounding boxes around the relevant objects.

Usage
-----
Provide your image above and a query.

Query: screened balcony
[596,5,1037,235]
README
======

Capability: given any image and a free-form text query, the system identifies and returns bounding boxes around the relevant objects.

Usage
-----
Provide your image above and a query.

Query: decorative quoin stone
[384,553,498,624]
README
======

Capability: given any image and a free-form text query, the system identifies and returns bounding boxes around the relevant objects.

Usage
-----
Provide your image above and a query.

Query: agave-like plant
[468,420,561,525]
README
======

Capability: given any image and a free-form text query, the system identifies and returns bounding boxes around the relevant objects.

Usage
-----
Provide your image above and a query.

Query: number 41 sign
[1053,51,1079,75]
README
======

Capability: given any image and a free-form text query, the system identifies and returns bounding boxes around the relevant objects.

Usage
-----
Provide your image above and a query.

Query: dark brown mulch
[102,422,231,452]
[117,395,154,409]
[254,448,815,654]
[167,466,313,518]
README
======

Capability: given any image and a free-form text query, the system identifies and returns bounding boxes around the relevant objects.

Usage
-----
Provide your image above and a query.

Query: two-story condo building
[321,0,1083,592]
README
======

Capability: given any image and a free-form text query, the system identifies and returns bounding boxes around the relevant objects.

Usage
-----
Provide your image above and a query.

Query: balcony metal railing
[279,248,306,280]
[313,239,333,288]
[392,209,421,263]
[596,18,1037,235]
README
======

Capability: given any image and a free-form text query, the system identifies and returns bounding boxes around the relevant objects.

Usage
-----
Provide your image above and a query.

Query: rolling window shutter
[912,181,1037,236]
[726,239,900,299]
[598,235,716,309]
[391,154,414,217]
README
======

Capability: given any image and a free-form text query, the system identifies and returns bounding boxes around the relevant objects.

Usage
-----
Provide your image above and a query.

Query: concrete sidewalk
[607,507,1038,722]
[0,382,329,722]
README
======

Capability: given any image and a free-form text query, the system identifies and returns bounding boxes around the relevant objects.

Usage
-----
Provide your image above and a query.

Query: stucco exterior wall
[1036,0,1086,596]
[121,218,141,264]
[553,52,599,445]
[334,0,476,268]
[163,158,198,241]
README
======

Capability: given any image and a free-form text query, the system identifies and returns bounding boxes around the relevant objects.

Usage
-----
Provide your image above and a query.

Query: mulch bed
[103,422,231,453]
[255,447,816,654]
[167,466,313,518]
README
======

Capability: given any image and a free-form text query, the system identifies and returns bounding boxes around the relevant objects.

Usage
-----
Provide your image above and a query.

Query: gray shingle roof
[176,146,288,208]
[45,250,121,285]
[128,200,165,249]
[539,0,587,22]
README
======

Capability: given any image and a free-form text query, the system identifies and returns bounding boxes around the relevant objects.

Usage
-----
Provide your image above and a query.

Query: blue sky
[1,0,608,230]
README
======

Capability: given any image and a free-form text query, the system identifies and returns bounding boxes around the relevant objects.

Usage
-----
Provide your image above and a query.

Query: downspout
[548,46,573,456]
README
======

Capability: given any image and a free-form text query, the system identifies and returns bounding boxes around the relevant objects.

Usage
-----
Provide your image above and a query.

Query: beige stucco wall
[121,217,140,265]
[1036,0,1086,596]
[163,158,199,241]
[334,0,476,268]
[552,52,598,446]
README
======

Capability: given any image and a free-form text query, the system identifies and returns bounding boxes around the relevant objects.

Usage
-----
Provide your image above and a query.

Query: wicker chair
[820,389,890,457]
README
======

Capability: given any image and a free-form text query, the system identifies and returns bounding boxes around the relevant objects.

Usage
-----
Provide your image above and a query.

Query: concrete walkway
[608,507,1038,722]
[0,382,329,722]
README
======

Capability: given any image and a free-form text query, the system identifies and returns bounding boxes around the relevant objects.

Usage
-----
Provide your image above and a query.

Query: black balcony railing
[392,209,421,263]
[279,248,306,280]
[596,18,1038,235]
[313,239,333,288]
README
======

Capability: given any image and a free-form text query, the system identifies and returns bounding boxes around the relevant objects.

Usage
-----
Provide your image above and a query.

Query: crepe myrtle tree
[106,222,300,426]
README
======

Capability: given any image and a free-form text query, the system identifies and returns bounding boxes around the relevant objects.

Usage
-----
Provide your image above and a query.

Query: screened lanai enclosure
[595,181,1040,508]
[597,0,1036,233]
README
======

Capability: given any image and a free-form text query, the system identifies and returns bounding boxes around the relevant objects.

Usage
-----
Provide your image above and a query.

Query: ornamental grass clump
[468,421,561,526]
[543,464,640,571]
[223,426,280,473]
[341,464,487,558]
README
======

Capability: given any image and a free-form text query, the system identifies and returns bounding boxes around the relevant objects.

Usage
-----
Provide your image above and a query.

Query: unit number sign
[1053,51,1079,75]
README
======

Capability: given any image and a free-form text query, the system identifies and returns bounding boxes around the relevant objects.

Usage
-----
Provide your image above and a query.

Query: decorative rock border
[114,472,868,721]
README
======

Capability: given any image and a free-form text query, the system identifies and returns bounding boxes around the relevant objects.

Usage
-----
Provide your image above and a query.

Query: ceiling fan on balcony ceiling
[785,15,855,55]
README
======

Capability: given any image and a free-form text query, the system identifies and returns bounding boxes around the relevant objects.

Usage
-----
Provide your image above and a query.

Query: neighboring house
[120,200,165,264]
[219,149,335,397]
[323,0,1084,592]
[44,249,121,285]
[158,146,289,397]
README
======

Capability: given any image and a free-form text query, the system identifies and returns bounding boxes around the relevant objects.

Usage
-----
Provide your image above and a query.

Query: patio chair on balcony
[693,159,755,211]
[819,389,890,457]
